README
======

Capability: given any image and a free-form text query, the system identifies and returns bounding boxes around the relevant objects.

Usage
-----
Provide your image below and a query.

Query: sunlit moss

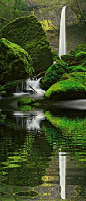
[0,38,33,82]
[45,72,86,100]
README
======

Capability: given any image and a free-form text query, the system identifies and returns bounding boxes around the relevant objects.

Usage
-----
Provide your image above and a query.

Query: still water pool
[0,94,86,201]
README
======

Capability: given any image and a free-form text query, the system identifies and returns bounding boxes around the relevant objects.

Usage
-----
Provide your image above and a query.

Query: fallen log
[29,85,37,93]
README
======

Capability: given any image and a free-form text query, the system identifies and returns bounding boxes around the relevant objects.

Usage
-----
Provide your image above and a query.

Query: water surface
[0,94,86,201]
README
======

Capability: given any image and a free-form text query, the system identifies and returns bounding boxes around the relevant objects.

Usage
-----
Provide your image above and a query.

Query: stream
[0,83,86,201]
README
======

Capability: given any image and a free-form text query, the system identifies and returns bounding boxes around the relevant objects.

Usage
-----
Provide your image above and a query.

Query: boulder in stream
[0,38,33,83]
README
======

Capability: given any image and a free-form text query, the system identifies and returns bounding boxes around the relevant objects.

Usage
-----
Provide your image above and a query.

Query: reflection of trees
[41,111,86,199]
[43,110,86,154]
[0,111,53,186]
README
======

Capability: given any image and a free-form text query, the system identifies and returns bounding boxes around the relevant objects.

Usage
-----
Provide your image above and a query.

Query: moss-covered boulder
[45,72,86,100]
[74,44,86,54]
[0,15,53,74]
[61,54,74,63]
[18,97,35,105]
[17,97,41,111]
[0,38,33,83]
[41,60,68,89]
[75,52,86,62]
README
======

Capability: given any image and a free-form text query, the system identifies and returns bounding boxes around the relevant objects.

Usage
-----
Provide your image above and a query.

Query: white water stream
[59,6,66,59]
[14,77,45,97]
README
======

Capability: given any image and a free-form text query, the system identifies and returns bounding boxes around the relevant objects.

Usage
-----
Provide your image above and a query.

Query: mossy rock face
[61,54,74,63]
[45,72,86,100]
[0,15,53,74]
[75,52,86,62]
[0,38,33,83]
[41,60,68,90]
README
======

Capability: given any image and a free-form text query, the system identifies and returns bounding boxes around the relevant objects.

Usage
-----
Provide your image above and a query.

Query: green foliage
[75,43,86,54]
[61,54,74,63]
[17,97,41,110]
[1,15,53,74]
[70,49,75,56]
[0,114,6,125]
[1,90,7,97]
[45,72,86,100]
[75,51,86,62]
[0,38,33,83]
[0,18,9,29]
[68,65,86,73]
[0,0,32,21]
[51,50,59,61]
[41,60,68,89]
[25,37,53,74]
[44,110,86,152]
[18,97,35,106]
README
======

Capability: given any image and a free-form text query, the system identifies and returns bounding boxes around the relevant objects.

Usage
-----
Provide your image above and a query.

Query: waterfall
[59,6,66,59]
[14,77,45,96]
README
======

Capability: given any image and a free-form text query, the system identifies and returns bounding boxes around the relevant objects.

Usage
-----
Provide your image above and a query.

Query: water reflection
[59,150,66,200]
[13,110,45,130]
[0,108,86,200]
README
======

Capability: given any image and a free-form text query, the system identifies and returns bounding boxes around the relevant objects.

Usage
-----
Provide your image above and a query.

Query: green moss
[68,65,86,73]
[18,97,35,106]
[75,44,86,54]
[41,59,68,89]
[61,54,74,63]
[45,72,86,100]
[0,38,33,83]
[0,17,9,29]
[75,51,86,62]
[1,90,7,97]
[51,50,59,61]
[44,110,86,152]
[1,15,53,74]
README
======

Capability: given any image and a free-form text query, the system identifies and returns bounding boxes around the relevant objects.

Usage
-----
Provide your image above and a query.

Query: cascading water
[26,77,45,95]
[14,77,45,96]
[59,6,66,59]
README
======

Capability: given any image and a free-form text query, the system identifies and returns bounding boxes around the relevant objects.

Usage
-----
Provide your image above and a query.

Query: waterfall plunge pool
[0,78,86,201]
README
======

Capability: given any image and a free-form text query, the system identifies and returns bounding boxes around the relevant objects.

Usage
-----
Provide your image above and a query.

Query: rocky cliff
[29,0,86,54]
[0,0,86,54]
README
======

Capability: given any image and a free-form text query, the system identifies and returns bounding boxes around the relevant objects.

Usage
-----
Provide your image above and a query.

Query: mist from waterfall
[59,6,66,59]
